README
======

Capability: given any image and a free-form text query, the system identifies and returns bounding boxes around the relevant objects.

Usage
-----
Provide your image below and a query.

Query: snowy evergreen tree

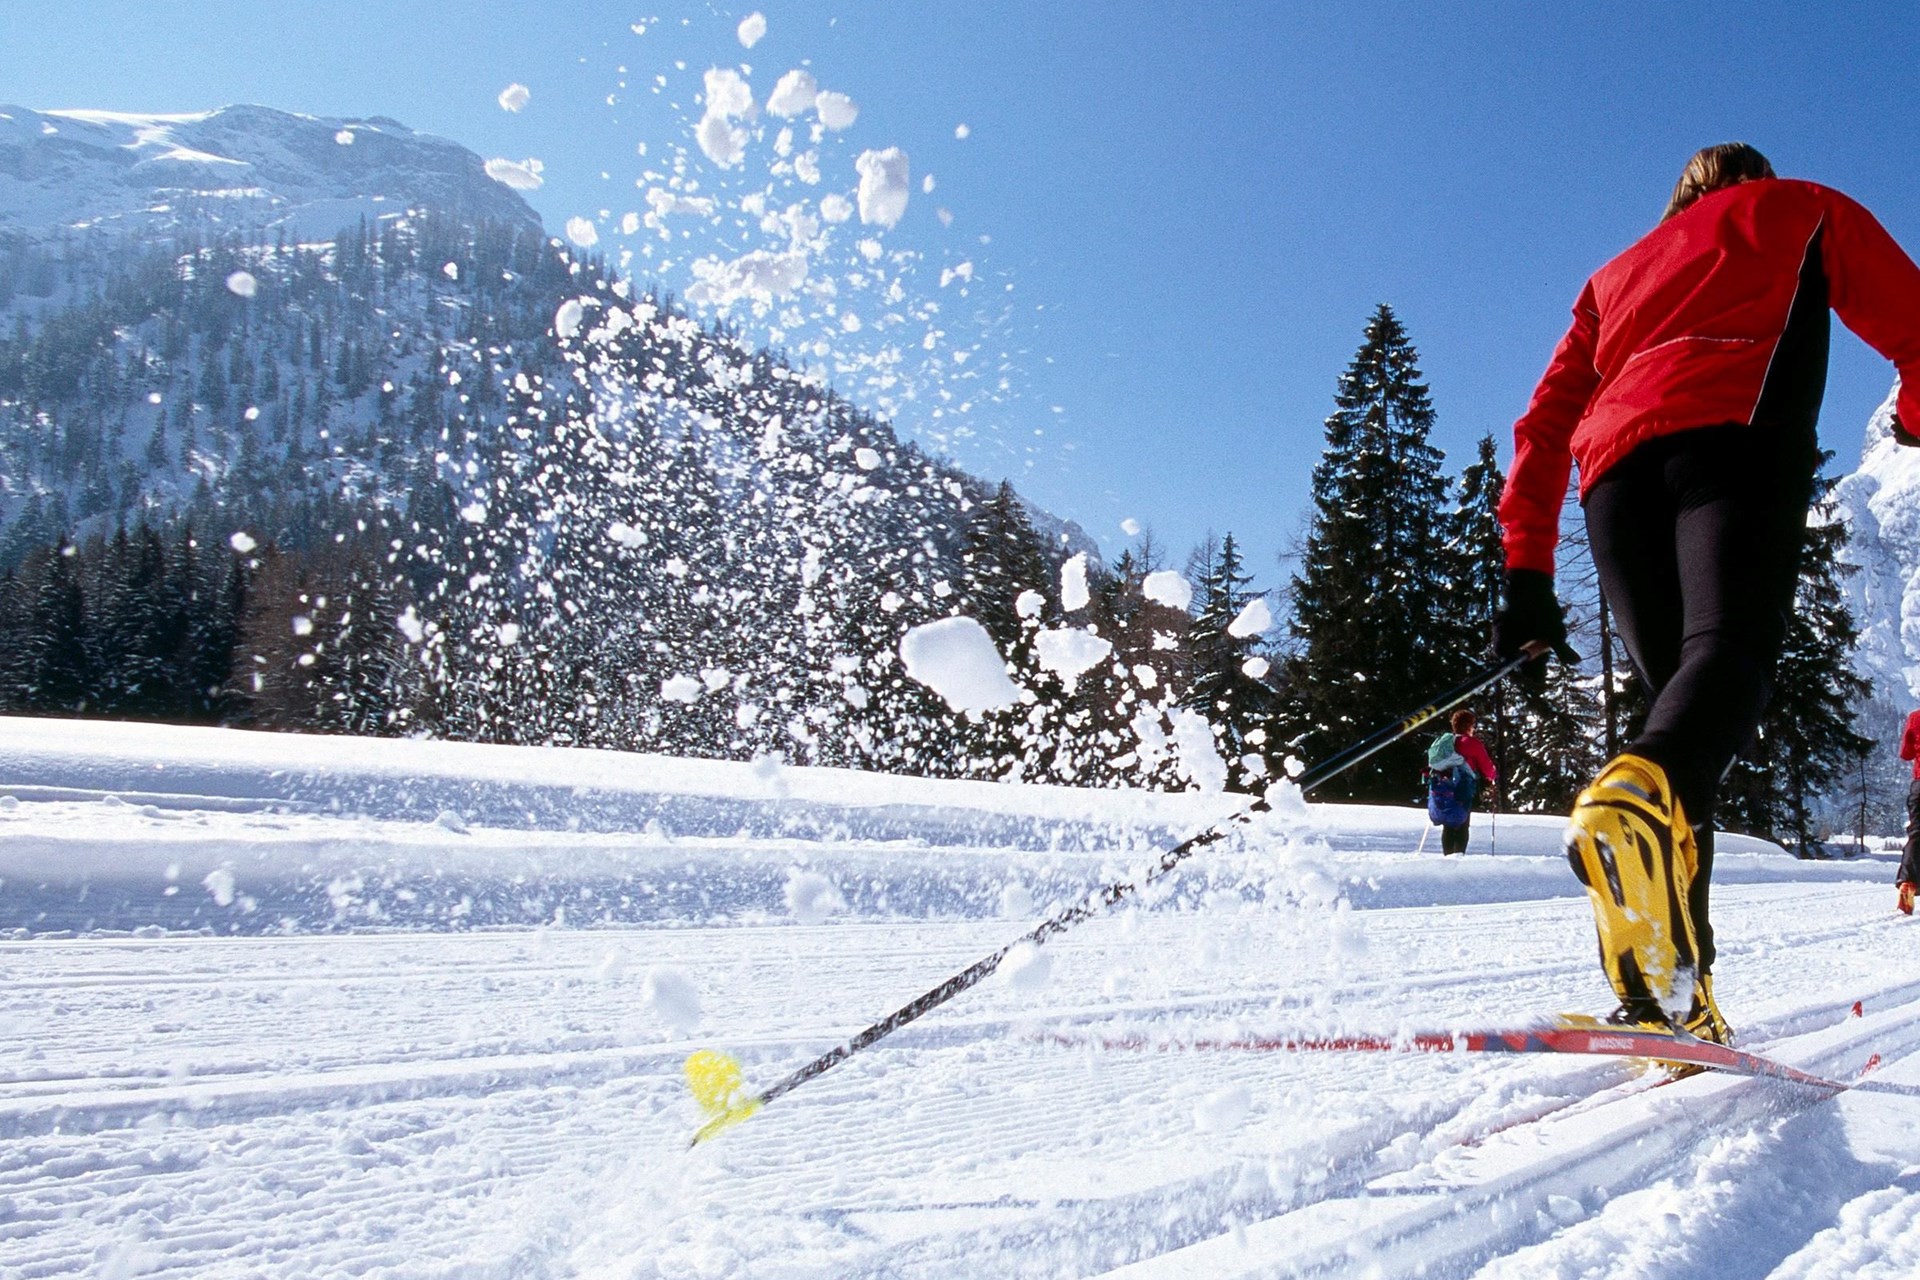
[27,540,91,712]
[1494,477,1610,812]
[1182,532,1275,788]
[1282,305,1456,802]
[1444,433,1521,797]
[1719,465,1871,851]
[1502,664,1606,814]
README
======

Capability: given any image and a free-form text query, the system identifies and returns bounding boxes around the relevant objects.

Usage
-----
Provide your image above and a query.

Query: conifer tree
[1502,663,1606,813]
[27,540,90,712]
[1182,532,1274,788]
[1445,433,1519,795]
[1282,304,1455,801]
[1449,435,1506,648]
[1495,477,1610,812]
[1719,463,1871,850]
[957,481,1053,651]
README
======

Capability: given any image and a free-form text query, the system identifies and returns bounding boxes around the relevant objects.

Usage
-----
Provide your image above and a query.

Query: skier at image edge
[1898,706,1920,914]
[1491,143,1920,1044]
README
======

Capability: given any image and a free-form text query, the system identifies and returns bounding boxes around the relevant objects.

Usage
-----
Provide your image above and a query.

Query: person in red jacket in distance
[1897,709,1920,914]
[1490,143,1920,1045]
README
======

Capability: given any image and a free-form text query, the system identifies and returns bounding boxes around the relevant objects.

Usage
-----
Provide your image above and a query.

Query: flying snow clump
[1060,553,1090,612]
[660,675,704,704]
[816,91,859,130]
[228,531,257,554]
[999,882,1035,919]
[1243,655,1271,679]
[686,249,809,309]
[224,271,257,298]
[1001,941,1052,992]
[1121,517,1142,536]
[856,147,910,227]
[955,123,971,139]
[784,868,847,923]
[855,447,882,470]
[1034,627,1113,691]
[1015,589,1045,620]
[1142,570,1193,610]
[484,157,544,190]
[767,69,819,117]
[697,68,754,168]
[898,616,1022,712]
[396,607,426,644]
[1228,597,1272,638]
[643,967,703,1033]
[1169,707,1228,793]
[736,12,767,48]
[553,298,586,338]
[334,129,354,145]
[202,868,237,907]
[498,83,531,113]
[565,216,599,248]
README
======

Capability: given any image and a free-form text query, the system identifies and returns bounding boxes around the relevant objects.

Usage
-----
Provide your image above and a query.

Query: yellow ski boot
[1564,753,1701,1018]
[1679,973,1733,1046]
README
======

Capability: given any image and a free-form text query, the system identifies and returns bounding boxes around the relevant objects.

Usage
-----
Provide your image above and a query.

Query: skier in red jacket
[1490,143,1920,1044]
[1898,709,1920,914]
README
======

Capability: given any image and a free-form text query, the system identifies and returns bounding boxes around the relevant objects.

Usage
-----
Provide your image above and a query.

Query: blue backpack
[1425,732,1476,826]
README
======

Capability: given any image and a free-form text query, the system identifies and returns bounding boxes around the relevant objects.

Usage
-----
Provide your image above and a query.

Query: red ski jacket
[1500,178,1920,574]
[1901,709,1920,781]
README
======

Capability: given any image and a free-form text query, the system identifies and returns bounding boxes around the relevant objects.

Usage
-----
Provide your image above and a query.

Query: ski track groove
[1,876,1915,1276]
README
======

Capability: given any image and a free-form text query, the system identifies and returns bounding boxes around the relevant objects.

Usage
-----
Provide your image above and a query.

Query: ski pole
[683,641,1553,1145]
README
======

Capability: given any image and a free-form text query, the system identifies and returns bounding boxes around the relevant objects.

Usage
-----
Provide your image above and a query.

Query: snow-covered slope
[6,717,1919,1278]
[0,104,537,240]
[1835,387,1920,707]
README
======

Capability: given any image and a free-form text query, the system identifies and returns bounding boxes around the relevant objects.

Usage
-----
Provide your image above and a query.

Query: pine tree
[1448,436,1505,643]
[1719,463,1871,851]
[1181,532,1274,788]
[957,481,1053,651]
[27,539,91,712]
[1491,474,1611,812]
[1282,304,1456,801]
[1502,665,1606,813]
[1445,433,1520,796]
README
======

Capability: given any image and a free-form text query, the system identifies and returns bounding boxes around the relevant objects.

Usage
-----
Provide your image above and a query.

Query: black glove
[1894,415,1920,448]
[1491,569,1579,669]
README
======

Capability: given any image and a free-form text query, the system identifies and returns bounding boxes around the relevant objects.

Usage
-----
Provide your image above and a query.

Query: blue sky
[5,2,1919,586]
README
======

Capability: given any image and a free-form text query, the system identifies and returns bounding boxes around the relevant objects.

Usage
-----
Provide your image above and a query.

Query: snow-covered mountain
[0,102,1116,782]
[1834,388,1920,706]
[1826,385,1920,827]
[0,104,536,241]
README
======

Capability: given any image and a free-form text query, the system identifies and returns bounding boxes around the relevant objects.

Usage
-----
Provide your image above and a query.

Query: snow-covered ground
[3,716,1918,1279]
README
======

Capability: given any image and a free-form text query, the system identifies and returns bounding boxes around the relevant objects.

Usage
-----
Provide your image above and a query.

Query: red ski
[1047,1013,1862,1092]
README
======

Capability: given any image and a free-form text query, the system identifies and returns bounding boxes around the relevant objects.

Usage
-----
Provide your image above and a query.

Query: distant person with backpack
[1492,143,1920,1044]
[1898,707,1920,914]
[1426,709,1498,855]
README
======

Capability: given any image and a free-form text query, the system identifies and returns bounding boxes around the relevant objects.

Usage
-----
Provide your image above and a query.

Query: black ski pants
[1583,422,1816,972]
[1900,777,1920,885]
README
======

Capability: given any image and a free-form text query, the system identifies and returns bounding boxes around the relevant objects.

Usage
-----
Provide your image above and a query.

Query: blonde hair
[1663,143,1775,221]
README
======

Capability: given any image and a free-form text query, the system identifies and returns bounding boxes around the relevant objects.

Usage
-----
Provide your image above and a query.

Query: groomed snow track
[2,720,1917,1278]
